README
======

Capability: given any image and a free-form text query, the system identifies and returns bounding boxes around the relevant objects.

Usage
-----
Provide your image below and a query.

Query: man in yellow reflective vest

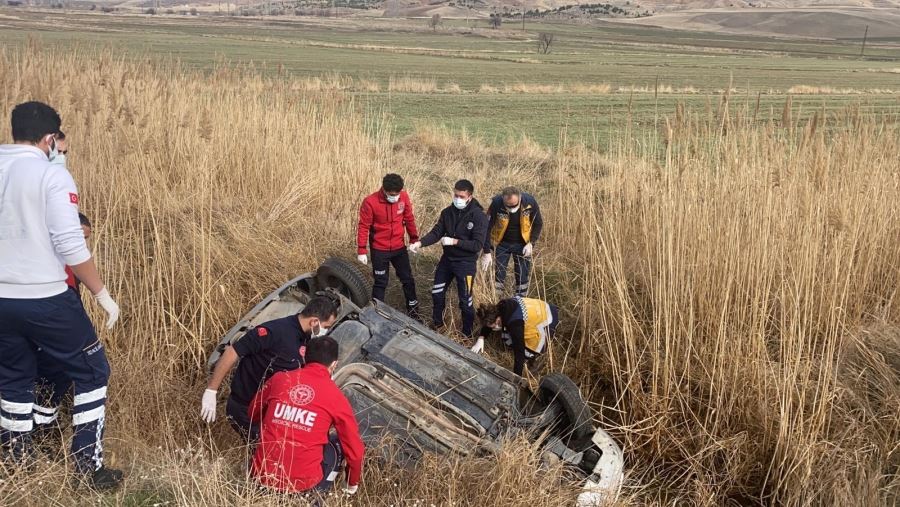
[472,297,559,375]
[480,187,543,297]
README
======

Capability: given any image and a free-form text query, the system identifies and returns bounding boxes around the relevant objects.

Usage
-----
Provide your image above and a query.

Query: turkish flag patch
[69,193,79,204]
[257,327,268,337]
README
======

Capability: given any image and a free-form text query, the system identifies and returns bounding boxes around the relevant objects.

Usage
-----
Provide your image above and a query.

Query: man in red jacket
[249,336,365,495]
[357,173,420,319]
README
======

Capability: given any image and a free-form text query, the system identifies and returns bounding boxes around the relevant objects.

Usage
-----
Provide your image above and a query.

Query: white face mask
[49,152,66,167]
[311,321,330,337]
[506,205,520,213]
[385,193,400,204]
[453,197,468,210]
[47,138,58,161]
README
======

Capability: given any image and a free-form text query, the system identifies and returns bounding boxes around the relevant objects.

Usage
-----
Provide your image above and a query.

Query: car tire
[539,373,595,452]
[316,257,371,308]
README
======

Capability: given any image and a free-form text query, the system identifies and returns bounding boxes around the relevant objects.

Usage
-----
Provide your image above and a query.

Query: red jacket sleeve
[402,192,419,243]
[332,392,365,486]
[357,197,373,255]
[248,372,280,423]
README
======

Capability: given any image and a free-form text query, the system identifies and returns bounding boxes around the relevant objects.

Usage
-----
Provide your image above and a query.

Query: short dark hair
[11,102,61,143]
[454,179,474,194]
[476,303,501,329]
[305,336,339,366]
[78,213,92,228]
[56,130,66,141]
[382,173,404,193]
[501,186,520,198]
[300,295,339,321]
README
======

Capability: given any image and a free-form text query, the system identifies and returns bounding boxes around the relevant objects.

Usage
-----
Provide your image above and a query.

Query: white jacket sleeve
[45,166,91,266]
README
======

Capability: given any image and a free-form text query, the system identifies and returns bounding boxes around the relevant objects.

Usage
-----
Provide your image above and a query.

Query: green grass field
[1,8,898,145]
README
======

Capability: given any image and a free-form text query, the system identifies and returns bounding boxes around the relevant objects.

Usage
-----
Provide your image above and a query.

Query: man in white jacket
[0,102,122,489]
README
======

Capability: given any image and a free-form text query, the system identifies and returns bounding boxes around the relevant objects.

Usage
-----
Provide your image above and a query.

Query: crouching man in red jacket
[248,336,365,495]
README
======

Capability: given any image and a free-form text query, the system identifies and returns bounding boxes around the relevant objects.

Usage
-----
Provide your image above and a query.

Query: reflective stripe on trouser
[494,242,531,297]
[33,403,59,425]
[0,290,111,472]
[431,256,477,336]
[73,384,108,472]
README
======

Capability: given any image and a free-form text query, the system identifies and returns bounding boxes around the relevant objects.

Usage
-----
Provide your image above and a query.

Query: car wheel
[316,257,371,308]
[539,373,595,452]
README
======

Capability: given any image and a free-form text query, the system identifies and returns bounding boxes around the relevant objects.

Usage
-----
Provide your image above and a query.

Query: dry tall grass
[1,43,898,506]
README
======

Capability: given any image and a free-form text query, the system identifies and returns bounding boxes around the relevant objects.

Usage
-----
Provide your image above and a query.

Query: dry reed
[0,43,898,506]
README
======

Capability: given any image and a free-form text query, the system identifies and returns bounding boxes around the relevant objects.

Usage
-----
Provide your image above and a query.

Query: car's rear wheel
[539,373,595,452]
[316,257,371,308]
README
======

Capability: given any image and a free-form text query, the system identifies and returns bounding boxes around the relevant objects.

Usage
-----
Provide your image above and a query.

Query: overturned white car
[208,258,624,505]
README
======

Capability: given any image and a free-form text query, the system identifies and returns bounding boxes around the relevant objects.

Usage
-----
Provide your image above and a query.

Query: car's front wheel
[315,257,372,308]
[539,373,595,452]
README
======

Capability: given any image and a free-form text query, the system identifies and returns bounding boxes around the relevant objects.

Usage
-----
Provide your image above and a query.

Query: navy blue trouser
[314,434,344,492]
[33,349,71,428]
[226,396,260,444]
[0,289,110,471]
[371,248,419,313]
[494,242,531,297]
[431,256,477,337]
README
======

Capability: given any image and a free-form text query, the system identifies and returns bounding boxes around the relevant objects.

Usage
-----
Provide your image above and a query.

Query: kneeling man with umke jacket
[249,336,365,495]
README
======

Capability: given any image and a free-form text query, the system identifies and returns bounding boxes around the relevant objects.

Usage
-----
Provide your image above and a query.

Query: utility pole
[860,25,869,58]
[522,9,525,31]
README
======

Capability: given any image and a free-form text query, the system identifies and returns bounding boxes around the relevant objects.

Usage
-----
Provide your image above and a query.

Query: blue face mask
[385,193,400,204]
[453,197,468,210]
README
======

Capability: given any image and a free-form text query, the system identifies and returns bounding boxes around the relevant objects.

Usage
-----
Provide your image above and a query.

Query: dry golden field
[0,43,898,506]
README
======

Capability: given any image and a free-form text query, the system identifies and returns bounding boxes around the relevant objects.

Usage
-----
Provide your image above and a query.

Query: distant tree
[189,7,197,15]
[537,32,554,54]
[145,7,156,14]
[429,13,442,30]
[489,13,501,29]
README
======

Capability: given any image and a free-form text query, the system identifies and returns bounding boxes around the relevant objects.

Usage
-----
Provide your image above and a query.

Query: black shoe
[32,424,64,457]
[0,438,37,471]
[76,466,124,491]
[406,307,423,323]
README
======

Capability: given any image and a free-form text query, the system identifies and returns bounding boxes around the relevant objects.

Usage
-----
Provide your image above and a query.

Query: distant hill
[377,0,900,17]
[618,6,900,39]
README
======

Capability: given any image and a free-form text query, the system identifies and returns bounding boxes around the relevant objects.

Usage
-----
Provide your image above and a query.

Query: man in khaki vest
[480,187,543,297]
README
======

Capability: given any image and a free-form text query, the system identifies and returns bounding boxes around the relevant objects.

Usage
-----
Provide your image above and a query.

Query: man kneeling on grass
[471,296,560,376]
[248,336,365,496]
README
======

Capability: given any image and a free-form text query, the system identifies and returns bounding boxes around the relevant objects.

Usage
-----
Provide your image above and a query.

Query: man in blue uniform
[200,295,340,443]
[409,179,488,337]
[0,102,121,489]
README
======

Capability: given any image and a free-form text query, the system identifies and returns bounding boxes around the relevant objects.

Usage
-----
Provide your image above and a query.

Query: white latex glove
[441,236,458,246]
[342,484,359,495]
[357,254,368,265]
[408,241,421,254]
[471,337,485,354]
[523,243,534,257]
[200,389,218,423]
[480,253,492,271]
[94,288,120,329]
